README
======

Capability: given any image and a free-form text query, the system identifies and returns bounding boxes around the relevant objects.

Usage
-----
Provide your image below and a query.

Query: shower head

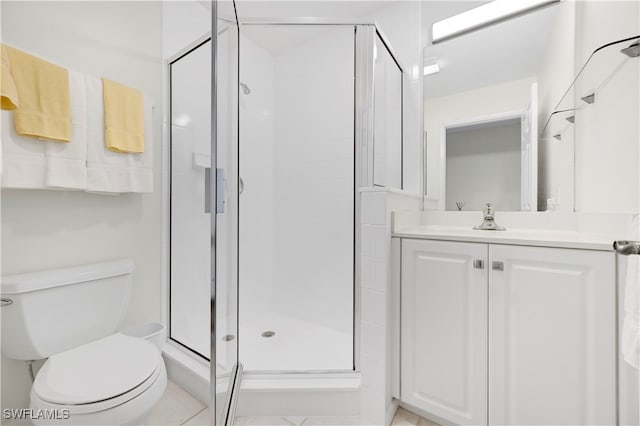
[240,82,251,95]
[621,42,640,58]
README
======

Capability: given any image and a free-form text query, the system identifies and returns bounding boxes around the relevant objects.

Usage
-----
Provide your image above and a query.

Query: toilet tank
[1,259,134,360]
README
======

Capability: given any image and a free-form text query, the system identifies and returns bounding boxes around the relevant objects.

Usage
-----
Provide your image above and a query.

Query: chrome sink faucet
[473,203,506,231]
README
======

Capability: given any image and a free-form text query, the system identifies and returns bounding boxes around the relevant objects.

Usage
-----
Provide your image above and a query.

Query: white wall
[424,77,535,210]
[574,0,639,213]
[0,0,163,411]
[162,1,210,60]
[445,121,522,211]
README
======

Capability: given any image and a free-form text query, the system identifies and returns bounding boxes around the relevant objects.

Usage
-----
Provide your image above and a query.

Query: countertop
[392,225,616,251]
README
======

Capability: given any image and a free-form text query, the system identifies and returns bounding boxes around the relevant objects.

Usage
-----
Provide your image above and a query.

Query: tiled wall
[360,188,422,424]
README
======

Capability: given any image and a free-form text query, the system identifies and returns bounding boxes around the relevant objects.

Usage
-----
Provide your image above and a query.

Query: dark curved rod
[542,34,640,135]
[541,108,576,135]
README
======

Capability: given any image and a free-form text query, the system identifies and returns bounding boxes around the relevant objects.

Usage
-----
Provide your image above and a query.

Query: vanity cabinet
[400,239,616,426]
[400,239,488,425]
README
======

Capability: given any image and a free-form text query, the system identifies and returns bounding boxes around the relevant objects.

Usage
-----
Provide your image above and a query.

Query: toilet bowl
[30,333,166,425]
[1,260,167,425]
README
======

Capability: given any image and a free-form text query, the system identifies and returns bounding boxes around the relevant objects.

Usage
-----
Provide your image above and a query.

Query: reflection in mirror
[445,117,523,211]
[424,1,640,213]
[373,34,403,189]
[423,1,559,212]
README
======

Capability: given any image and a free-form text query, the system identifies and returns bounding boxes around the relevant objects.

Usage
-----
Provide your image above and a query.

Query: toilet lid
[33,333,160,405]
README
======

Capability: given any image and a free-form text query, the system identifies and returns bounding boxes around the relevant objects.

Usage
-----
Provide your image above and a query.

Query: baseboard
[386,399,400,425]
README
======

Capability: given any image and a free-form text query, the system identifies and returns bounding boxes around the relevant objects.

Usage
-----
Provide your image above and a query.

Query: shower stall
[167,8,404,421]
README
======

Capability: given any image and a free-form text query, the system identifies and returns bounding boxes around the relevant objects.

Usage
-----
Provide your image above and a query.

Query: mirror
[423,1,563,212]
[423,1,640,213]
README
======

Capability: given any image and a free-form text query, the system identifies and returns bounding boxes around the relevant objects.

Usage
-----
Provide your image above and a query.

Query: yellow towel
[1,45,19,110]
[4,45,71,142]
[102,78,144,153]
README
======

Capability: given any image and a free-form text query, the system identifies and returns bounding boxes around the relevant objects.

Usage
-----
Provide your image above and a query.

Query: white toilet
[1,259,167,425]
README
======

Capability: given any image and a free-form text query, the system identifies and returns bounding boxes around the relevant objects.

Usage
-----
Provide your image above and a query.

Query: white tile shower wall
[360,188,421,425]
[239,34,276,319]
[0,1,163,411]
[271,26,354,335]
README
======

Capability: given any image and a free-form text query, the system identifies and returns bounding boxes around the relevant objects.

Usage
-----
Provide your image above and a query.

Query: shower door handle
[205,168,225,214]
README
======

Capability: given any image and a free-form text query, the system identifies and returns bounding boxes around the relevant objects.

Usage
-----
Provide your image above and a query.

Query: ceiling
[234,0,393,21]
[225,0,561,98]
[235,0,392,55]
[423,1,560,99]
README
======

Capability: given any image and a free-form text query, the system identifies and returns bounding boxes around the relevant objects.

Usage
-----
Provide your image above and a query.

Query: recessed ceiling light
[432,0,560,44]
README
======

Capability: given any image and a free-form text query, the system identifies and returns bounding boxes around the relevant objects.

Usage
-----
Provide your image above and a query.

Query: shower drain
[261,330,276,338]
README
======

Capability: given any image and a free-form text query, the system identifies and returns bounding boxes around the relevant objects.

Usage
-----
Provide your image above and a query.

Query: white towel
[85,76,153,193]
[622,214,640,369]
[1,109,47,189]
[45,69,87,190]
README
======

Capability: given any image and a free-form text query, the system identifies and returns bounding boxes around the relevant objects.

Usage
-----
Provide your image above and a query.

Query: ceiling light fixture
[432,0,560,44]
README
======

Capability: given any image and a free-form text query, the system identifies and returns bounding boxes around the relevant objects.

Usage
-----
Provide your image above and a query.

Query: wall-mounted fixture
[581,93,595,104]
[423,57,440,76]
[621,42,640,58]
[431,0,560,44]
[239,81,251,95]
[541,34,639,137]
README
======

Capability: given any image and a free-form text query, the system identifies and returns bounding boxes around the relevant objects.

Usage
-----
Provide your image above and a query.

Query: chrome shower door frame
[234,19,405,376]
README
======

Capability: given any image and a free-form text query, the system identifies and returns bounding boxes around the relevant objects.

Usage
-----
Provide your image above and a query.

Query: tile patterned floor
[146,381,438,426]
[390,408,439,426]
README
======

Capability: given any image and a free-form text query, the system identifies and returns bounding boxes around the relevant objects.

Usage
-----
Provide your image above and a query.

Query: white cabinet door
[401,239,488,425]
[488,245,616,425]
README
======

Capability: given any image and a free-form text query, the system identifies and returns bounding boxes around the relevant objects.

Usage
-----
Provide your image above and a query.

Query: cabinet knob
[492,261,504,271]
[473,259,484,269]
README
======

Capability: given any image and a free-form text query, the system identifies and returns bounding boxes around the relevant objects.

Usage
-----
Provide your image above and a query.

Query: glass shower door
[169,0,240,423]
[214,1,241,423]
[238,24,355,372]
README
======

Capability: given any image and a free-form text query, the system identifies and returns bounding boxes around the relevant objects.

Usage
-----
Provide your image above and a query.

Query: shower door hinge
[216,168,225,214]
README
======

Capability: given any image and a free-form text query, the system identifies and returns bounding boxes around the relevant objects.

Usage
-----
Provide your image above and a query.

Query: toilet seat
[32,333,163,414]
[30,360,167,425]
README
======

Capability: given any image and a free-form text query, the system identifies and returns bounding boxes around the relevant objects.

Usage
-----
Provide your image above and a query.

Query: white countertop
[392,225,616,251]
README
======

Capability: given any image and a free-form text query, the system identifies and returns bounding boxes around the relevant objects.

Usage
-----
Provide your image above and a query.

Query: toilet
[1,259,167,425]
